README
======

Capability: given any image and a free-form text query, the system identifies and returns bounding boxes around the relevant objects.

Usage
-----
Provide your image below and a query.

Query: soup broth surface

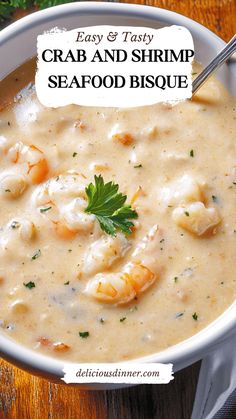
[0,60,236,362]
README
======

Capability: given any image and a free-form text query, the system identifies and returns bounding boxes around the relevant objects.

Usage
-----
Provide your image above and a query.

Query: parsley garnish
[11,221,20,229]
[192,312,198,321]
[79,331,89,338]
[72,152,77,157]
[134,164,143,168]
[120,317,126,322]
[85,175,138,236]
[24,281,35,289]
[185,211,190,217]
[190,149,194,157]
[40,206,52,213]
[31,249,41,260]
[64,281,70,285]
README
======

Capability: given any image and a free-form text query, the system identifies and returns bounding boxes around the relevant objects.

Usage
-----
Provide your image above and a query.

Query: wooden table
[0,1,235,418]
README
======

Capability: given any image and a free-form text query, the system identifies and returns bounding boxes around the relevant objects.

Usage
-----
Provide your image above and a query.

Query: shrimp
[82,233,131,276]
[85,263,155,305]
[172,202,221,236]
[3,218,36,243]
[60,198,95,233]
[85,225,161,305]
[0,173,27,199]
[32,172,95,239]
[0,218,36,262]
[160,174,205,208]
[159,174,221,236]
[8,141,49,184]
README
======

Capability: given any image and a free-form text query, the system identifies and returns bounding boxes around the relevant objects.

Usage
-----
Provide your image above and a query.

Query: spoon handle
[192,34,236,95]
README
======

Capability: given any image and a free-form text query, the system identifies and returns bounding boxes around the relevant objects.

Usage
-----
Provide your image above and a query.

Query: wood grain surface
[0,1,235,418]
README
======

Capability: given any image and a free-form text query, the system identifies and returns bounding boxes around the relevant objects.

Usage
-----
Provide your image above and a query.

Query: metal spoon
[192,34,236,95]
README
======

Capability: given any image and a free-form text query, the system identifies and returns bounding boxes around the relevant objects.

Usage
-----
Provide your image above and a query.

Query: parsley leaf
[192,312,198,321]
[24,281,35,289]
[40,206,52,213]
[85,175,138,236]
[31,249,41,260]
[79,331,89,338]
[120,317,126,322]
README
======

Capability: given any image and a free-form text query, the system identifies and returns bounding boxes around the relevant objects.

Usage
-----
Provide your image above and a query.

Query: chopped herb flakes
[192,312,198,321]
[64,281,70,285]
[24,281,35,289]
[212,195,218,203]
[79,331,89,338]
[134,164,143,168]
[11,221,20,229]
[184,211,190,217]
[5,189,10,193]
[190,149,194,157]
[40,206,52,213]
[100,318,105,323]
[31,249,41,260]
[173,276,178,283]
[120,317,126,322]
[72,152,77,157]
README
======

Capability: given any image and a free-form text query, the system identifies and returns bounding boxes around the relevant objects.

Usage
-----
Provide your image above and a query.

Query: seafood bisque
[0,59,236,362]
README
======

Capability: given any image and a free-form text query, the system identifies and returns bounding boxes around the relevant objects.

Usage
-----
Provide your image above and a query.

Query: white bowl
[0,2,236,389]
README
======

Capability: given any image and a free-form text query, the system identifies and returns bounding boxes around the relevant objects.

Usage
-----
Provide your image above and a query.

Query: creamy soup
[0,60,236,362]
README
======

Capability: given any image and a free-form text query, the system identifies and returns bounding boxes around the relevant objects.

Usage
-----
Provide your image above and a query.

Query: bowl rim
[0,1,235,381]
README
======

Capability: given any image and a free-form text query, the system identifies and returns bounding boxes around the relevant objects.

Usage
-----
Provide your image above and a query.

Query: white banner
[36,25,194,108]
[62,363,174,384]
